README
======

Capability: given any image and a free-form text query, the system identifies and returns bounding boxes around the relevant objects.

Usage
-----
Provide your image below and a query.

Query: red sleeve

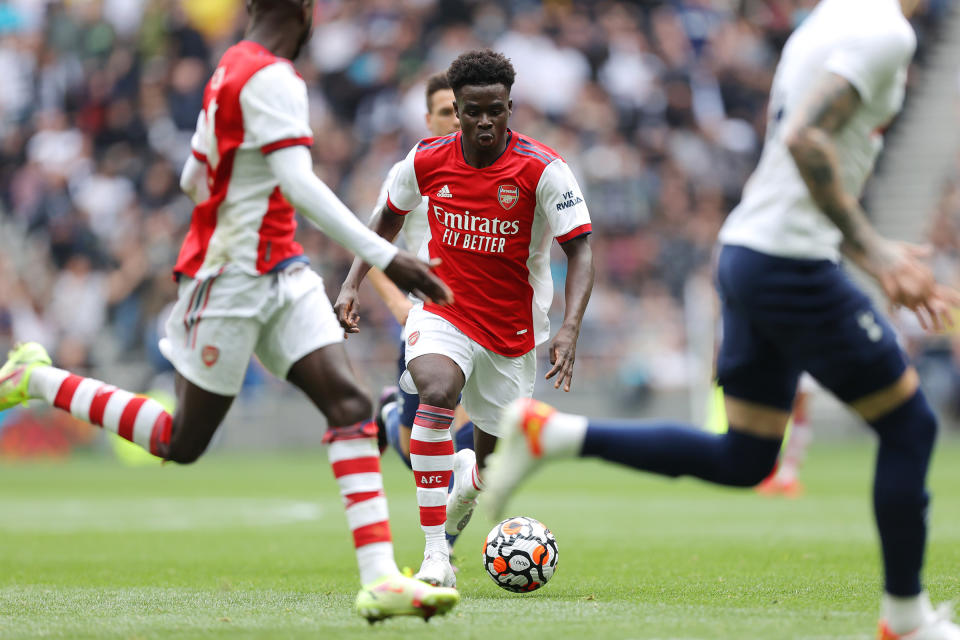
[261,136,314,155]
[557,223,592,244]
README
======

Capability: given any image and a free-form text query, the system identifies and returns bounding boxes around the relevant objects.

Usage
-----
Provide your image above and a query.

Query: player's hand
[334,286,361,337]
[545,325,579,392]
[383,252,453,306]
[874,241,956,331]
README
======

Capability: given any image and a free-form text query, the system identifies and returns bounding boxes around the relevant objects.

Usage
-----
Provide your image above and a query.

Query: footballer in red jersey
[336,49,595,588]
[0,0,459,622]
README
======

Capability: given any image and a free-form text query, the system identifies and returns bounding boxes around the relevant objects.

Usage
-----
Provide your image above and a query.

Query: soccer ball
[482,516,559,592]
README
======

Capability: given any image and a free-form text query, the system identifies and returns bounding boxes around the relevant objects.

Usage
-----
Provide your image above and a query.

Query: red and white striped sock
[409,404,454,556]
[325,422,398,585]
[28,366,171,455]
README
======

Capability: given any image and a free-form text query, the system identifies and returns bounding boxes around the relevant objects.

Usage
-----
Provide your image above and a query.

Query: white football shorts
[400,305,536,438]
[161,263,343,396]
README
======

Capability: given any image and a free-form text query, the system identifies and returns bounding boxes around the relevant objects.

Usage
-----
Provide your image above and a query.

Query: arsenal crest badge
[497,184,519,210]
[201,345,220,367]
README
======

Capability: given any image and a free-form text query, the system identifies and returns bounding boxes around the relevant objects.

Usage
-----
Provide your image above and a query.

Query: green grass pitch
[1,440,959,639]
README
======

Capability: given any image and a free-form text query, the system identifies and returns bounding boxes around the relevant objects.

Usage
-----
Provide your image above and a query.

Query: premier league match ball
[482,516,559,592]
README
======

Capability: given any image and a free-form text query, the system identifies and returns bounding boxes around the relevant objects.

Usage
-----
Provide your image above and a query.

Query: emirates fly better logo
[498,184,519,210]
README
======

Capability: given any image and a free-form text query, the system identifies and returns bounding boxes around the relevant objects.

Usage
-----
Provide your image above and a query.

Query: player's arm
[335,206,412,335]
[361,165,414,326]
[783,73,884,267]
[367,268,414,326]
[267,148,397,269]
[336,145,432,335]
[784,73,956,329]
[539,159,595,391]
[181,110,209,204]
[266,147,450,308]
[548,234,595,392]
[179,155,207,204]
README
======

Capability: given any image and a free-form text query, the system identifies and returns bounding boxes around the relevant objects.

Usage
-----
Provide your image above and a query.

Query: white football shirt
[719,0,916,261]
[372,160,430,260]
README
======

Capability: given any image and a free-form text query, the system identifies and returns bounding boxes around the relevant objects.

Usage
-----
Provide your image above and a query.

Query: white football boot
[879,602,960,639]
[414,551,456,588]
[482,398,559,522]
[445,448,479,540]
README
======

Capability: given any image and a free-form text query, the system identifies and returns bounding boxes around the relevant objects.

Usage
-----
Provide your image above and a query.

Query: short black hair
[248,0,303,17]
[425,73,451,112]
[446,49,515,96]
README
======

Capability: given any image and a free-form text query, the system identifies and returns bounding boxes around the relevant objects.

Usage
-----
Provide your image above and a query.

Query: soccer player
[336,49,595,587]
[364,73,477,471]
[0,0,460,623]
[485,1,960,637]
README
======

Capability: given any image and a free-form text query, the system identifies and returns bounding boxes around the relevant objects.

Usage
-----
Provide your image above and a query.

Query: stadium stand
[0,1,956,455]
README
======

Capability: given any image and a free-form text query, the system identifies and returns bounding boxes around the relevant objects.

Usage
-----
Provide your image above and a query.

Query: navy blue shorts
[716,245,908,412]
[396,342,420,428]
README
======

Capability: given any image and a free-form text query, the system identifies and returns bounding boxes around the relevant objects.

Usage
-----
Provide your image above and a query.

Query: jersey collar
[456,129,517,171]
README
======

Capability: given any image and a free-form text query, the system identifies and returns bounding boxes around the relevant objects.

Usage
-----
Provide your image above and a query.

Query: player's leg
[258,267,458,621]
[382,386,419,467]
[800,309,951,636]
[758,380,813,496]
[405,352,464,586]
[0,342,217,460]
[375,342,416,467]
[449,348,538,537]
[0,270,254,462]
[286,343,400,585]
[452,405,475,452]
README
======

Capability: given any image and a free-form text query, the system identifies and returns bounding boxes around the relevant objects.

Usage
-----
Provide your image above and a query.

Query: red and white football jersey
[174,41,314,279]
[386,131,592,357]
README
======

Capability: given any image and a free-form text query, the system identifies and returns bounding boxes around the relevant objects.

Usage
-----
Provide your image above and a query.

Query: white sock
[27,365,69,401]
[543,410,589,458]
[883,592,934,634]
[466,463,484,498]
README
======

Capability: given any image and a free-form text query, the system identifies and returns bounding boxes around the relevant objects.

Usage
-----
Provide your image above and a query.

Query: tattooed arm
[784,72,956,330]
[782,73,890,270]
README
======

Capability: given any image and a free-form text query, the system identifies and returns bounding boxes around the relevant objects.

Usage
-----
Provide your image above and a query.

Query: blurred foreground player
[336,50,595,587]
[486,1,960,637]
[0,0,459,623]
[365,73,476,470]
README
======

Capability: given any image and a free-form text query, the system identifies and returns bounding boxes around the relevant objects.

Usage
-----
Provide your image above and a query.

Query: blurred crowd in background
[0,0,958,453]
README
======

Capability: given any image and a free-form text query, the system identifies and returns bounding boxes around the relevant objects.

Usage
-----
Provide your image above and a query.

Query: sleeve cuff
[556,223,592,244]
[261,136,315,155]
[385,194,411,216]
[191,149,207,162]
[364,241,400,272]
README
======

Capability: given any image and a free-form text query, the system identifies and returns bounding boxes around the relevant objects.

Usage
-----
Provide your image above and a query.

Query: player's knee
[871,391,938,460]
[727,459,777,488]
[719,429,781,487]
[415,381,459,410]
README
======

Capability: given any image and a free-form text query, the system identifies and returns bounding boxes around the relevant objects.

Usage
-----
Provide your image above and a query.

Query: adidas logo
[436,184,453,198]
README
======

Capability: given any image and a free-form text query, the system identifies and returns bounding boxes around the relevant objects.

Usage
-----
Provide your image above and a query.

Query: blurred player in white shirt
[486,2,960,636]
